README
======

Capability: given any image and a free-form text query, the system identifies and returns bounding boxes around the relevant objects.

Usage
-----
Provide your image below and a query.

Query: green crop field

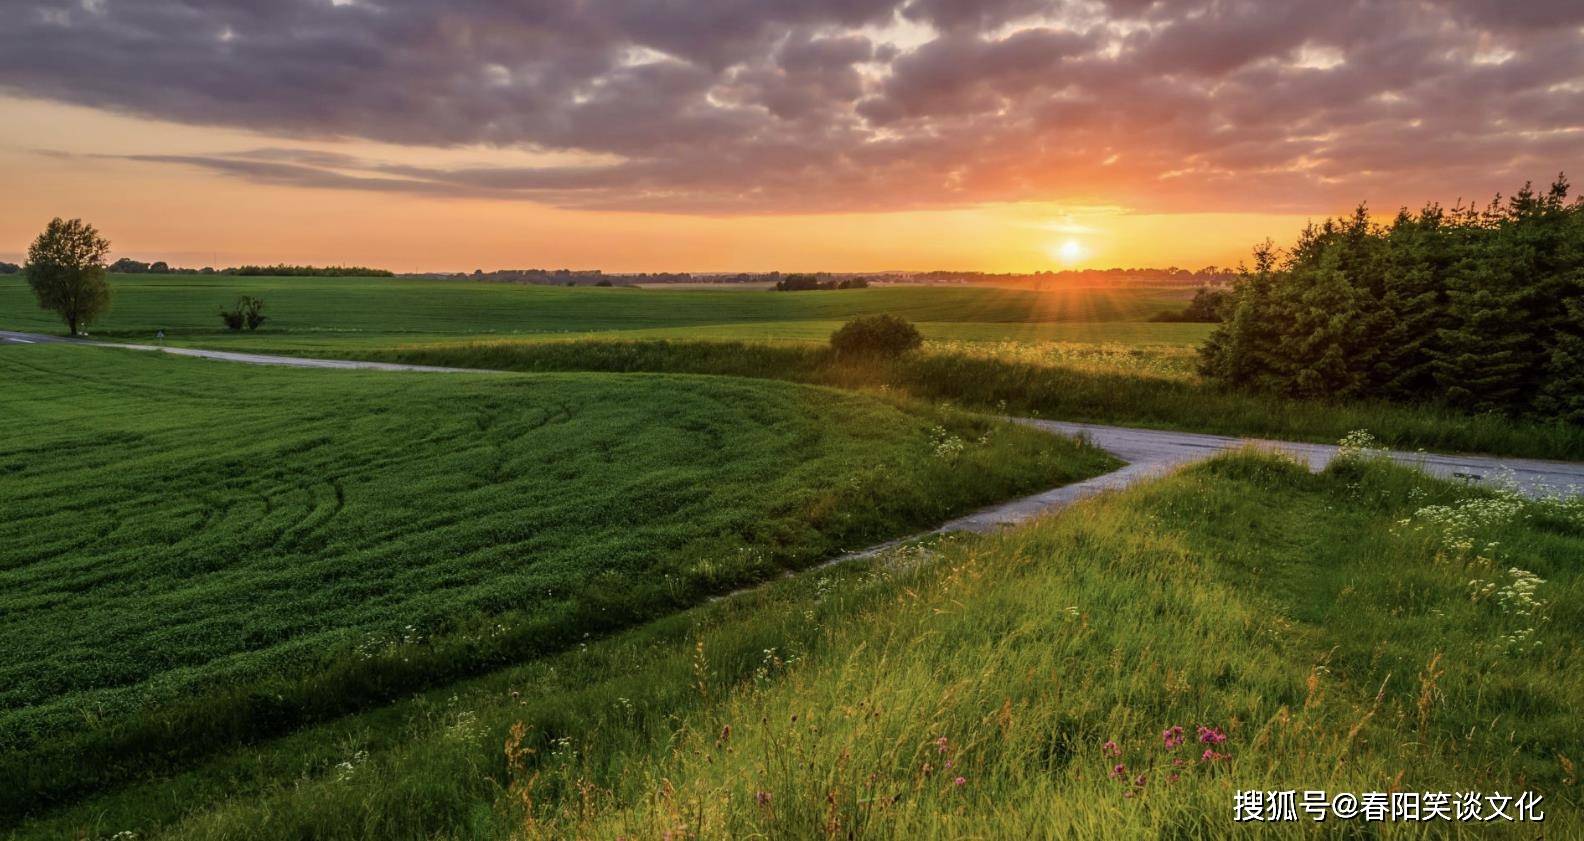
[4,266,1580,838]
[13,453,1580,839]
[0,274,1196,345]
[0,344,1114,819]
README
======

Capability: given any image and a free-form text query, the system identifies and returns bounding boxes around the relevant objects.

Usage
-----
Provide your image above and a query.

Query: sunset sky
[2,0,1581,273]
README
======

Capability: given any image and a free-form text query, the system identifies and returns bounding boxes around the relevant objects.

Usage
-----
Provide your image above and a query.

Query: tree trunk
[67,314,77,336]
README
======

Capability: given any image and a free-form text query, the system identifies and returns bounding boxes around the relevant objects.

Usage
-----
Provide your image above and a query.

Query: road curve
[5,328,1580,533]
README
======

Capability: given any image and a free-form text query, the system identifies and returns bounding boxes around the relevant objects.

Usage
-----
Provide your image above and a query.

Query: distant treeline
[1202,176,1584,423]
[416,269,880,287]
[412,268,692,286]
[914,267,1237,286]
[773,274,871,291]
[0,261,19,274]
[410,268,1236,288]
[108,259,393,277]
[1151,286,1233,322]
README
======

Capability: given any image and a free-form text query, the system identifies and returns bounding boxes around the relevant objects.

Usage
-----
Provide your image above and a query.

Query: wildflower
[944,759,953,770]
[1197,725,1227,745]
[1172,757,1185,767]
[755,790,772,807]
[1102,739,1121,757]
[1134,774,1147,788]
[1161,725,1185,748]
[954,776,967,788]
[935,735,950,754]
[1110,763,1127,780]
[1202,748,1227,762]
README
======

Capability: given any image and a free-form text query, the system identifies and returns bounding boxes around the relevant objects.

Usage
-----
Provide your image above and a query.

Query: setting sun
[1054,239,1086,264]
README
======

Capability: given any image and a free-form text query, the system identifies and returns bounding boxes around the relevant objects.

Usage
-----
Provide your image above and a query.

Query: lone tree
[25,218,111,336]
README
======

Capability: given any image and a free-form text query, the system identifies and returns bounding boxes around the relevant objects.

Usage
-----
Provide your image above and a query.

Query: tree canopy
[1201,176,1584,423]
[24,218,112,336]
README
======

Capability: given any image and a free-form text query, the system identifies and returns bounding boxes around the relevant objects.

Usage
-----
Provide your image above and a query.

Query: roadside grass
[0,345,1114,820]
[343,339,1584,461]
[20,452,1579,839]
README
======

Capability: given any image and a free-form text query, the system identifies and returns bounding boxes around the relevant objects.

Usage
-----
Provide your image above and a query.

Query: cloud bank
[5,0,1582,213]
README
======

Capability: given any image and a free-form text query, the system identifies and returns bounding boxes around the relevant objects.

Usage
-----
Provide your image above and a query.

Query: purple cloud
[4,0,1580,213]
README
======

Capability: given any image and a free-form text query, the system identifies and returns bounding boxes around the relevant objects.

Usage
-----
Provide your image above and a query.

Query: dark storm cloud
[6,0,1582,213]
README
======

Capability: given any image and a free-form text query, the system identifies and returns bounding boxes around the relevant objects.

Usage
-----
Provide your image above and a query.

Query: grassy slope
[18,454,1579,839]
[0,274,1193,339]
[0,345,1114,818]
[346,340,1584,461]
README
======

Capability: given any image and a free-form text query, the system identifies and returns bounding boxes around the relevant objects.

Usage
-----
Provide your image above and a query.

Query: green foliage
[830,314,923,358]
[218,295,267,331]
[1202,176,1584,421]
[23,217,112,335]
[1149,285,1230,322]
[0,345,1110,818]
[19,454,1578,838]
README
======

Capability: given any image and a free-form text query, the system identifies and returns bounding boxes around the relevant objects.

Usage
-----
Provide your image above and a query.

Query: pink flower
[1102,739,1121,757]
[953,776,967,787]
[1168,772,1181,783]
[1161,725,1185,748]
[754,790,772,807]
[1197,726,1227,745]
[1109,763,1127,780]
[944,759,953,770]
[935,736,950,754]
[1201,748,1227,762]
[1133,774,1147,788]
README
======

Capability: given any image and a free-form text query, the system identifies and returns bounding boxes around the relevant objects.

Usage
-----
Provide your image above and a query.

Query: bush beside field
[19,453,1579,839]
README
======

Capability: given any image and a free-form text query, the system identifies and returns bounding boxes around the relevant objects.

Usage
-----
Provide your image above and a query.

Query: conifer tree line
[1201,176,1584,423]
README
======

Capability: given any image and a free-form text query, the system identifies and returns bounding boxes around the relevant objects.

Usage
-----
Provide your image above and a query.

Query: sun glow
[1053,238,1086,264]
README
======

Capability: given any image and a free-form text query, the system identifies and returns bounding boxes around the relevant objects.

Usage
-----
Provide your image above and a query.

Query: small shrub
[243,297,267,330]
[830,314,923,358]
[219,296,266,331]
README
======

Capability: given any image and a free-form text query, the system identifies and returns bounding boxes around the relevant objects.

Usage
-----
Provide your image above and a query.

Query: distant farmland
[0,272,1202,348]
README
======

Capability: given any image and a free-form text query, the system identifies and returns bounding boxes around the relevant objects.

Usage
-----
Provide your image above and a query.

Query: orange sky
[3,2,1577,274]
[0,98,1312,273]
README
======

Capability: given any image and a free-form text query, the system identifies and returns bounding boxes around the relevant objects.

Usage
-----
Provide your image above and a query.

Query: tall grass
[347,339,1584,461]
[20,454,1580,839]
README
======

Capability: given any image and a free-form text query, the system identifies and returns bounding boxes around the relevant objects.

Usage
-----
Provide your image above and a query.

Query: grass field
[9,272,1579,460]
[15,452,1579,839]
[4,269,1581,837]
[345,340,1584,461]
[0,344,1114,820]
[0,273,1196,341]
